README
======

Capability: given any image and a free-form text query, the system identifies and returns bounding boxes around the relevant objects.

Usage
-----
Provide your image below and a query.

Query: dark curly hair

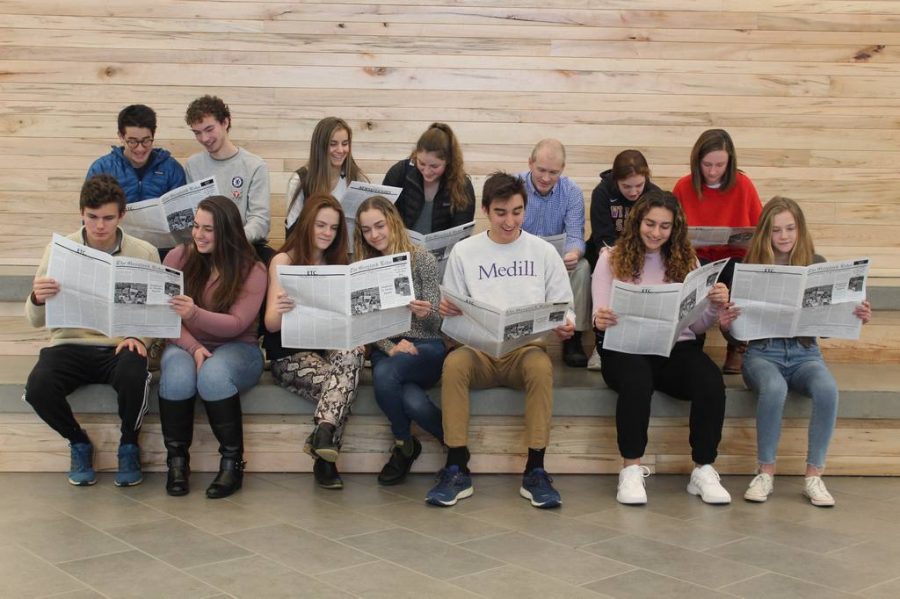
[80,175,126,214]
[185,95,231,130]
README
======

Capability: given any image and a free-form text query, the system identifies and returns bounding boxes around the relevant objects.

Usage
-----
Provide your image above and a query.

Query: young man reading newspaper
[428,172,575,508]
[24,175,159,487]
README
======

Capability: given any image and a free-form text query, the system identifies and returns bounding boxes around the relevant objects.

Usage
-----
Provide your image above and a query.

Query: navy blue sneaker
[68,442,96,486]
[520,468,561,508]
[115,443,143,487]
[425,466,473,506]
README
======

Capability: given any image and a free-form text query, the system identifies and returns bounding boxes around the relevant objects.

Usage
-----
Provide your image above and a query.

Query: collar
[81,227,124,255]
[527,172,556,199]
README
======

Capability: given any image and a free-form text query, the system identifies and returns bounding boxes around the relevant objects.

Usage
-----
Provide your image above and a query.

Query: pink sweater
[591,249,718,342]
[164,244,267,354]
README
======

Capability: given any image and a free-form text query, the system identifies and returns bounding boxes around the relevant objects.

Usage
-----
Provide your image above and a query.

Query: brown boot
[722,342,747,374]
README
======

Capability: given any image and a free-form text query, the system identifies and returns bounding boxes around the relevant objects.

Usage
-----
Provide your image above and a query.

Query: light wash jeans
[742,338,838,469]
[159,342,264,401]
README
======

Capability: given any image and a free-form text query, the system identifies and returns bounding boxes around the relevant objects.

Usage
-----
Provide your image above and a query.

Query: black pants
[24,345,150,444]
[599,340,726,465]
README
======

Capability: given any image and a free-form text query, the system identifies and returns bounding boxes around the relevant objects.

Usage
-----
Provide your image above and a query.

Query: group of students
[23,98,872,509]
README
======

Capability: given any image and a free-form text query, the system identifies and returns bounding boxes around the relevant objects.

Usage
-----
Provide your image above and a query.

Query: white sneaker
[803,476,835,507]
[743,472,774,502]
[617,464,651,505]
[587,348,602,371]
[687,464,732,504]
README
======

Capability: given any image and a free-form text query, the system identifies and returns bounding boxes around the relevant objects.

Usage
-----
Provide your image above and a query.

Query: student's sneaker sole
[519,487,561,509]
[425,486,473,507]
[114,477,144,488]
[68,478,97,487]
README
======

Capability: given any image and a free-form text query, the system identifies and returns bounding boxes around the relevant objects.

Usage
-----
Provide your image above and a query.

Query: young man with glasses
[86,104,186,204]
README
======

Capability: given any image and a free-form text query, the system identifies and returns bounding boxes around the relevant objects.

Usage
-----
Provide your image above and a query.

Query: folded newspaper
[123,177,218,248]
[277,252,415,350]
[408,221,475,278]
[688,226,755,249]
[341,181,403,246]
[440,286,570,358]
[602,258,728,357]
[540,233,567,257]
[730,258,870,341]
[46,234,183,338]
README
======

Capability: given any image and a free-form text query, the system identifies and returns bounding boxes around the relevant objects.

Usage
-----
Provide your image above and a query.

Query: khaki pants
[569,258,592,332]
[441,344,553,449]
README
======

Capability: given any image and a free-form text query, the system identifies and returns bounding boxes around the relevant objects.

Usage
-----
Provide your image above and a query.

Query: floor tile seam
[709,529,873,563]
[582,565,747,595]
[855,572,900,594]
[319,557,485,597]
[208,552,370,598]
[821,537,878,558]
[446,561,603,597]
[692,517,866,554]
[14,542,112,598]
[727,569,866,596]
[626,528,749,553]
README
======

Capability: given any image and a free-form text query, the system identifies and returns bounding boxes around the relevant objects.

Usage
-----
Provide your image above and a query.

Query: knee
[521,349,552,384]
[197,365,237,401]
[113,348,148,382]
[24,367,53,406]
[809,378,839,409]
[442,348,476,383]
[373,359,401,386]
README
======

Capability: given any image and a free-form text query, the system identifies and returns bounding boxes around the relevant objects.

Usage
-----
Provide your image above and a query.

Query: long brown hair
[611,190,696,283]
[744,196,816,266]
[411,122,471,213]
[353,195,416,260]
[182,196,259,312]
[288,117,368,209]
[279,193,349,266]
[689,128,738,198]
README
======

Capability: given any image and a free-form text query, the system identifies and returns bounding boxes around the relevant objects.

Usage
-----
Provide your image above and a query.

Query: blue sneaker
[425,466,473,506]
[520,468,561,508]
[68,442,96,486]
[115,443,143,487]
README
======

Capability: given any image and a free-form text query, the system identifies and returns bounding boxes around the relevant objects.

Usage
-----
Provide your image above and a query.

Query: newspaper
[440,285,570,358]
[278,252,415,350]
[729,258,870,341]
[408,221,476,278]
[602,258,728,356]
[340,181,403,245]
[45,234,182,338]
[124,177,219,248]
[540,233,567,257]
[688,226,756,249]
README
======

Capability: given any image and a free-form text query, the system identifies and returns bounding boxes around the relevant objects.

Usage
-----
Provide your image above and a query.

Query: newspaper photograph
[408,221,475,278]
[439,285,569,358]
[124,177,218,248]
[730,258,870,341]
[278,252,414,350]
[602,259,728,356]
[688,226,756,249]
[540,233,567,257]
[340,181,403,245]
[45,234,183,338]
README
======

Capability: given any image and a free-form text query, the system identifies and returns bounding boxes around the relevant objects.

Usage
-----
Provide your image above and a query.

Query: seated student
[285,117,368,236]
[719,197,872,507]
[183,95,271,253]
[592,190,731,506]
[429,172,575,509]
[673,129,762,374]
[518,139,591,368]
[382,122,476,234]
[24,175,158,487]
[354,196,445,485]
[263,195,365,490]
[159,196,267,499]
[585,149,662,370]
[87,104,186,204]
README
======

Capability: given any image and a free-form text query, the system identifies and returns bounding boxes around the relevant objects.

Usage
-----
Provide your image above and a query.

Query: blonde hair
[353,196,416,259]
[744,196,816,266]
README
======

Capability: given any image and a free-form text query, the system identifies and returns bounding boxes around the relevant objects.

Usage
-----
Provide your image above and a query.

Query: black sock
[524,447,545,474]
[68,428,90,446]
[445,446,470,473]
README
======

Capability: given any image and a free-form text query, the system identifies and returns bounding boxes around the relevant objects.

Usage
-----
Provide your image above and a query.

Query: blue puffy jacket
[86,146,186,204]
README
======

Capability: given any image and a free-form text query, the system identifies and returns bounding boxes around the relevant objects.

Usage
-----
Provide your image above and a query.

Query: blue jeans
[742,338,838,469]
[159,342,263,401]
[370,338,446,442]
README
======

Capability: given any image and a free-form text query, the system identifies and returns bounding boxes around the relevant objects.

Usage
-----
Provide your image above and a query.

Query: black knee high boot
[158,396,194,497]
[203,393,245,499]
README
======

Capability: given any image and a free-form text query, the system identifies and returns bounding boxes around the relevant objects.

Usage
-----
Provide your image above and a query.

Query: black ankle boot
[158,396,194,497]
[203,394,245,499]
[563,331,588,367]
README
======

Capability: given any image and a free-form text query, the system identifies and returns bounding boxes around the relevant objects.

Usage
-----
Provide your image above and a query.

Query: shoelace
[807,477,829,497]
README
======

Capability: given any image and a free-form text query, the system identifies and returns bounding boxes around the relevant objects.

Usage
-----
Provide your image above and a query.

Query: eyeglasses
[124,137,154,149]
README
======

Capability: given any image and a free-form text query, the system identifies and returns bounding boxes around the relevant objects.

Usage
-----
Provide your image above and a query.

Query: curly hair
[610,190,696,283]
[185,95,231,130]
[80,174,126,213]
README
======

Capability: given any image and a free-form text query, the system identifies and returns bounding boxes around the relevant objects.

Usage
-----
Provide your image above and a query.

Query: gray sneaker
[743,472,774,502]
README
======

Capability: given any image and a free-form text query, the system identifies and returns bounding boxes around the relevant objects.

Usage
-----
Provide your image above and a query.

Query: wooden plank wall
[1,0,899,276]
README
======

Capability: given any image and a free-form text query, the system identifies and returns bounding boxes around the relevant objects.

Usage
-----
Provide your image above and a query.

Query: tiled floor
[3,471,900,598]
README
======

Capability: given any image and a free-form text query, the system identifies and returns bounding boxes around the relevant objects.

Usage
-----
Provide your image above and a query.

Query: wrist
[30,291,44,306]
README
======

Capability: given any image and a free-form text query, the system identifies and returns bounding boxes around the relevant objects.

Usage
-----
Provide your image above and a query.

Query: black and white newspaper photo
[540,233,567,258]
[408,221,475,278]
[340,181,403,245]
[123,177,218,248]
[603,258,728,357]
[688,226,756,249]
[277,252,414,350]
[46,234,183,338]
[730,258,870,341]
[439,285,571,358]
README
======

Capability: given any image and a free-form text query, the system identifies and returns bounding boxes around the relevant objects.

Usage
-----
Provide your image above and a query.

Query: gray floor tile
[342,527,504,580]
[280,497,395,540]
[860,575,900,598]
[452,564,607,598]
[459,531,632,585]
[582,535,765,588]
[364,500,510,544]
[324,560,479,598]
[224,523,376,575]
[40,590,107,599]
[57,549,217,598]
[580,506,744,551]
[826,538,900,571]
[187,554,353,598]
[106,518,252,569]
[52,488,171,531]
[468,501,620,548]
[0,513,129,563]
[584,568,731,598]
[720,572,858,598]
[136,488,284,535]
[0,544,86,598]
